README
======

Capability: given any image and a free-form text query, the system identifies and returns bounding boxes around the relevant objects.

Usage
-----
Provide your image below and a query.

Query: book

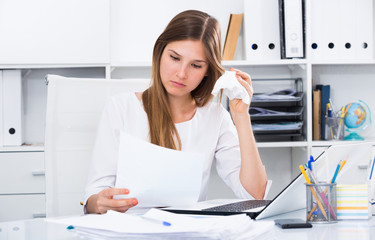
[315,84,330,140]
[222,13,243,60]
[313,89,321,140]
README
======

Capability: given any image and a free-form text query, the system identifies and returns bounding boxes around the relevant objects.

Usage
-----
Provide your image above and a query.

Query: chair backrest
[44,75,150,217]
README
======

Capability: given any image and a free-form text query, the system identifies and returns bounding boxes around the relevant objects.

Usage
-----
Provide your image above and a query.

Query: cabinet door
[0,0,109,64]
[311,144,374,184]
[0,152,45,194]
[0,194,45,221]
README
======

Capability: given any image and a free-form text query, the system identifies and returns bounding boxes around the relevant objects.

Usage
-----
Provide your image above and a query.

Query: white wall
[0,0,110,64]
[110,0,245,64]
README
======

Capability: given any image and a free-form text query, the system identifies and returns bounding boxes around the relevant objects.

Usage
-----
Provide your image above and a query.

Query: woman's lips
[171,81,185,87]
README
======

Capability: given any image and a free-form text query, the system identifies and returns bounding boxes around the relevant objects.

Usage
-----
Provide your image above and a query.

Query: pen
[306,168,336,219]
[329,98,336,116]
[307,156,349,220]
[141,215,172,227]
[326,103,332,117]
[370,155,375,180]
[336,104,350,140]
[308,155,314,172]
[299,165,328,220]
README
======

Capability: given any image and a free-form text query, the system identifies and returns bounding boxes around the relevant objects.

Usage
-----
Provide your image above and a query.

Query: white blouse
[84,92,262,204]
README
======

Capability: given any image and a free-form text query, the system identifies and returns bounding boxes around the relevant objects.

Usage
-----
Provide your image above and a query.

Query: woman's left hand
[228,68,253,119]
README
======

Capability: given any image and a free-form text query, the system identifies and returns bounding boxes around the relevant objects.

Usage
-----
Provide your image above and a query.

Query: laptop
[164,169,306,220]
[164,142,373,220]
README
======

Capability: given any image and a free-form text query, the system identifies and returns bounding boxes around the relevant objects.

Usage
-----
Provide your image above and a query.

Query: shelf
[110,59,308,69]
[310,59,375,66]
[311,139,375,147]
[0,63,109,69]
[111,62,152,68]
[0,145,44,152]
[256,141,308,148]
[222,59,307,66]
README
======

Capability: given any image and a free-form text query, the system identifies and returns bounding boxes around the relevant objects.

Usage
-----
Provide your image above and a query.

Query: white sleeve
[214,109,271,199]
[83,97,122,205]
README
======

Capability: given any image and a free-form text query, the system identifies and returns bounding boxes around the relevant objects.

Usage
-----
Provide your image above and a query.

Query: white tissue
[211,71,250,104]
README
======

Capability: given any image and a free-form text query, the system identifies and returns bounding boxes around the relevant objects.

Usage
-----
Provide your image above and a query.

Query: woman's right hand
[86,188,138,214]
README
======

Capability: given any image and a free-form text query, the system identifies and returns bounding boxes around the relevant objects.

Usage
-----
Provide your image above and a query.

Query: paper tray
[251,92,304,107]
[254,133,304,142]
[250,106,303,120]
[252,121,303,135]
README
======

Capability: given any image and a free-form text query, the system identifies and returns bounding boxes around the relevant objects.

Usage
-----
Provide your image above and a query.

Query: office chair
[44,75,150,217]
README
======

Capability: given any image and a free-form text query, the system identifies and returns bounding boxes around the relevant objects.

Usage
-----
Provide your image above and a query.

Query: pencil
[299,165,328,220]
[308,156,349,220]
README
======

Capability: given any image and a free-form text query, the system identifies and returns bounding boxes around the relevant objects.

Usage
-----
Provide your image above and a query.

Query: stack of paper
[47,208,273,239]
[337,184,370,220]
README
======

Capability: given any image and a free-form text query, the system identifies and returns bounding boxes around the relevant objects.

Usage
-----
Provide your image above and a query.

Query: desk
[1,210,374,240]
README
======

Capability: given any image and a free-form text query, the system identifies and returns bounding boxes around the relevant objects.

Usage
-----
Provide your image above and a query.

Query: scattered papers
[115,132,204,208]
[47,208,274,240]
[212,71,250,104]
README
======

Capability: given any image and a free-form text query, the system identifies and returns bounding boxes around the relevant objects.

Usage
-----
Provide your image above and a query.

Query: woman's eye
[192,64,202,69]
[170,55,179,61]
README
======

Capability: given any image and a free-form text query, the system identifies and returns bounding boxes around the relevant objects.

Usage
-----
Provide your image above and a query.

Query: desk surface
[1,210,374,240]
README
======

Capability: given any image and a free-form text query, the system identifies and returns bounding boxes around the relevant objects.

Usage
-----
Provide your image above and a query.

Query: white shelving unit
[0,0,110,221]
[1,0,375,220]
[107,0,375,200]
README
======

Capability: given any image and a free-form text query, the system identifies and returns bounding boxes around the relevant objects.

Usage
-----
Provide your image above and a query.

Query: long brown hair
[142,10,224,150]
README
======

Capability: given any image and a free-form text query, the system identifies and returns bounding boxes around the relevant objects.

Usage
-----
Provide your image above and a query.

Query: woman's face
[160,40,208,99]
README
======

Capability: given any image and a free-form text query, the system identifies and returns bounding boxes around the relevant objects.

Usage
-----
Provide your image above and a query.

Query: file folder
[2,70,24,146]
[279,0,305,59]
[243,0,281,60]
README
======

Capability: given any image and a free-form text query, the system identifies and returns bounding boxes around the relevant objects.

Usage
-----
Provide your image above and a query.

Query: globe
[344,100,372,140]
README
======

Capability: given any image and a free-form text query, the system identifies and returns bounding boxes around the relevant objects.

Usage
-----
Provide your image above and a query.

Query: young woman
[85,9,268,214]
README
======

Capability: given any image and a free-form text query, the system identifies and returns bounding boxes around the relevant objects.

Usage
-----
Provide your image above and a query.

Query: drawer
[0,152,45,194]
[0,194,46,222]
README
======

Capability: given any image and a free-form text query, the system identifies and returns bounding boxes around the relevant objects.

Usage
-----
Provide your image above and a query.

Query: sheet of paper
[46,208,272,239]
[115,132,204,207]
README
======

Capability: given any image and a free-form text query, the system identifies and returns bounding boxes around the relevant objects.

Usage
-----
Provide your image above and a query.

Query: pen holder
[325,116,345,140]
[306,182,337,223]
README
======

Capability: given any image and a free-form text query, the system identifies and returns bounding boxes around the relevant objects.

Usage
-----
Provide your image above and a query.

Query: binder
[338,0,356,59]
[279,0,305,59]
[354,0,373,59]
[310,0,326,60]
[222,13,244,60]
[323,0,340,60]
[2,70,24,146]
[310,0,340,60]
[311,0,372,60]
[315,85,330,140]
[243,0,281,60]
[0,71,3,146]
[313,89,321,140]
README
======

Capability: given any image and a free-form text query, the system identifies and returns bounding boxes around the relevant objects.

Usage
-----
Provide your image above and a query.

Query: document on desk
[115,132,204,208]
[47,208,274,240]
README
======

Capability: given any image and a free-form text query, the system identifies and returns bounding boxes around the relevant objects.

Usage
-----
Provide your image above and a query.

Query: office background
[0,0,374,221]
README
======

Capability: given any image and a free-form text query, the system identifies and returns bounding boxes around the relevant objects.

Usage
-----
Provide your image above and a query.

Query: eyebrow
[168,49,207,63]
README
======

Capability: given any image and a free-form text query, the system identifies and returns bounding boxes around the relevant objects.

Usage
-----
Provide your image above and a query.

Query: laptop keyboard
[203,200,272,212]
